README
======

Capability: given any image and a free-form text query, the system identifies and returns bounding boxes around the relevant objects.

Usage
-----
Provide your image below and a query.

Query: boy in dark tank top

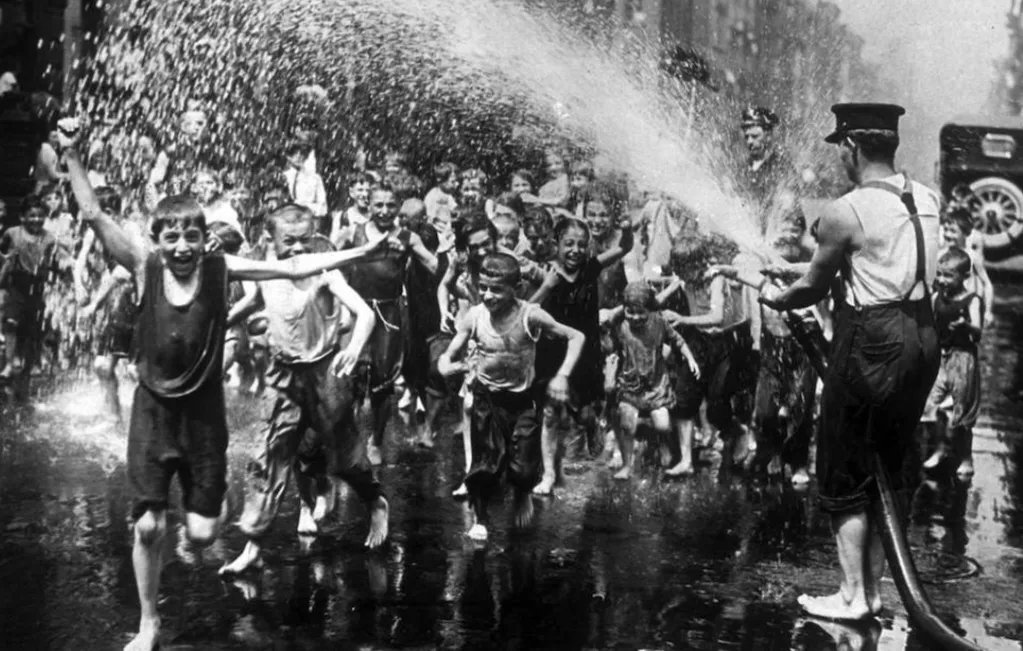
[62,121,383,651]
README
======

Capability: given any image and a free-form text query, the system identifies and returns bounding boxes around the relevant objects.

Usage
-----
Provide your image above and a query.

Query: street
[1,288,1023,650]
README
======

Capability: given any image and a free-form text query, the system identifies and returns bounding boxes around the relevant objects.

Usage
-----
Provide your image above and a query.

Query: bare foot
[607,449,623,470]
[366,442,383,466]
[797,592,874,621]
[532,474,556,496]
[795,616,881,651]
[364,496,389,549]
[297,504,318,536]
[218,541,264,576]
[659,445,673,468]
[664,461,694,478]
[613,466,631,481]
[513,492,535,529]
[956,460,974,478]
[452,482,469,499]
[791,467,811,486]
[124,617,160,651]
[312,493,330,522]
[923,448,946,470]
[467,523,488,541]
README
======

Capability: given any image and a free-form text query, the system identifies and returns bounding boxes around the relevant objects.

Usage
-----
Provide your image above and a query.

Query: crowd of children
[0,107,992,649]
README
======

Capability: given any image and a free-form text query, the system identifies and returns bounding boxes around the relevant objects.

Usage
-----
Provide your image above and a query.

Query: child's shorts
[619,373,676,415]
[465,387,542,496]
[127,379,229,520]
[921,348,980,430]
[0,288,44,335]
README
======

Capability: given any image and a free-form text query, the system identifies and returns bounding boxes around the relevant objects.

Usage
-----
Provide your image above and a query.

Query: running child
[74,186,143,423]
[219,203,388,577]
[667,233,756,474]
[0,195,58,380]
[437,251,584,541]
[345,183,439,465]
[607,282,700,479]
[530,215,633,495]
[62,123,384,651]
[920,246,982,478]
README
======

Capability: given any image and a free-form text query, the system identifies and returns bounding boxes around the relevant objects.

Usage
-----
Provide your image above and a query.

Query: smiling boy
[61,122,382,651]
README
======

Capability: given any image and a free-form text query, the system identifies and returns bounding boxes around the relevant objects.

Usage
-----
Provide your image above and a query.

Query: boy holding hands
[60,120,383,651]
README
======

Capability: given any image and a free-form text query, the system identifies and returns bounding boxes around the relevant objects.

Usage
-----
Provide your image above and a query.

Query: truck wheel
[968,177,1023,234]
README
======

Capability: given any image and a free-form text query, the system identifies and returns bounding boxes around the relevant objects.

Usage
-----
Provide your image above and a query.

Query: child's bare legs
[953,426,974,477]
[1,322,18,377]
[468,493,489,541]
[93,355,122,423]
[513,487,534,529]
[127,509,220,650]
[533,404,559,495]
[665,416,695,477]
[249,346,267,395]
[614,403,639,480]
[366,392,391,465]
[126,508,166,651]
[453,391,472,498]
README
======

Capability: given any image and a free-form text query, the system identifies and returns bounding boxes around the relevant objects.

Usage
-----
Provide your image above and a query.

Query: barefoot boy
[437,252,583,541]
[220,203,388,577]
[62,123,383,651]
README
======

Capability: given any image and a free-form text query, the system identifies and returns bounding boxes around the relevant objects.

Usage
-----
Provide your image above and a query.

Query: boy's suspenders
[858,175,929,303]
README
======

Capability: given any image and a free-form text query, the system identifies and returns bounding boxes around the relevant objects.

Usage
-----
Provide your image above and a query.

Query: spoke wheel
[968,177,1023,234]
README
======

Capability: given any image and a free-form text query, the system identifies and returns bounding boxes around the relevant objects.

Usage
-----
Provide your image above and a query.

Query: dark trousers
[239,352,382,538]
[465,387,542,520]
[818,300,938,514]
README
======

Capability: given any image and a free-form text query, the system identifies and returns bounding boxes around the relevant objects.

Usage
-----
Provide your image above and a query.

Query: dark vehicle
[941,114,1023,235]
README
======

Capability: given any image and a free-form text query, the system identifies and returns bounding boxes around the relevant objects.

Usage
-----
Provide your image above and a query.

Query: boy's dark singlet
[934,292,980,352]
[346,224,411,301]
[135,252,228,398]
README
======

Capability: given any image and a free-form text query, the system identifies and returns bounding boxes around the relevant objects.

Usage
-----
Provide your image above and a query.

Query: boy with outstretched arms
[437,252,583,541]
[219,204,388,577]
[61,122,383,651]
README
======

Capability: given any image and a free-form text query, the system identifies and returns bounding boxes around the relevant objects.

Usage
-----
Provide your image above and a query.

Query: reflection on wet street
[4,290,1023,650]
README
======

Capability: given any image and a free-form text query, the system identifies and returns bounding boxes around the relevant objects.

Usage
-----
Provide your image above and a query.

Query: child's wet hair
[669,232,739,289]
[346,171,377,189]
[554,216,590,243]
[455,212,497,250]
[208,221,244,255]
[150,195,207,239]
[510,168,534,189]
[20,194,45,216]
[433,162,459,184]
[938,246,971,277]
[493,191,525,217]
[264,203,314,236]
[941,205,974,236]
[623,281,656,310]
[479,251,521,287]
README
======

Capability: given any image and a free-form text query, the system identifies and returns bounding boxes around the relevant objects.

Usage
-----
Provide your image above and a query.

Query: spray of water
[75,0,777,255]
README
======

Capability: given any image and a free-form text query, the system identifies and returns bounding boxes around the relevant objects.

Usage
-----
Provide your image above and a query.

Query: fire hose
[782,312,983,651]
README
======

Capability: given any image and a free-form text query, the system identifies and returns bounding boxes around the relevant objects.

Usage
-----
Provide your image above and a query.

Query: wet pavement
[3,293,1023,650]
